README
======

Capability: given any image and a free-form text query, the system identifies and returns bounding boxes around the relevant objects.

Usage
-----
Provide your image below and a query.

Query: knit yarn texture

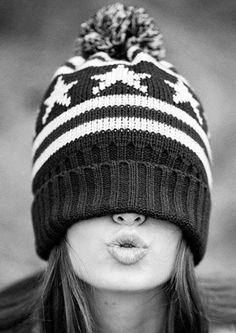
[31,46,212,265]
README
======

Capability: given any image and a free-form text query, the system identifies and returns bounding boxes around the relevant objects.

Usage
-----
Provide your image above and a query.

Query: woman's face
[66,213,182,292]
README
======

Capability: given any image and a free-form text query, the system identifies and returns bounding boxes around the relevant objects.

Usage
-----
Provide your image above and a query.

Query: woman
[0,2,236,332]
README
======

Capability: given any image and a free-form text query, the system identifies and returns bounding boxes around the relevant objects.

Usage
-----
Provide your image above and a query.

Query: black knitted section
[31,160,211,265]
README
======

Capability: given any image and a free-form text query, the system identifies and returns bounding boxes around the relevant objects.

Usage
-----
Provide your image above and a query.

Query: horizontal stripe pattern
[32,115,213,189]
[32,94,212,163]
[33,106,210,164]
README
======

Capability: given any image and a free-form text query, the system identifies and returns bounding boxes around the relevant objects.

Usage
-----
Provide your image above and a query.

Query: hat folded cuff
[31,160,211,265]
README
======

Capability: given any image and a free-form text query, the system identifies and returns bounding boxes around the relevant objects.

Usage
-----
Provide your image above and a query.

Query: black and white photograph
[0,1,236,332]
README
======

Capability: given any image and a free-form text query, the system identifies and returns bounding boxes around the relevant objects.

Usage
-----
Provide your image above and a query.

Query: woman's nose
[112,213,146,226]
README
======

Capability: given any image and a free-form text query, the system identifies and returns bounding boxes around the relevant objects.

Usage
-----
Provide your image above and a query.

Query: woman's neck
[92,287,168,333]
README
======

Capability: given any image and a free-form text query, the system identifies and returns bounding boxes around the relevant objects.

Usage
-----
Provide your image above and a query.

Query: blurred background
[0,0,236,289]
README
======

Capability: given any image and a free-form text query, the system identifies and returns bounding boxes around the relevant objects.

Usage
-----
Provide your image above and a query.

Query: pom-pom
[74,2,165,61]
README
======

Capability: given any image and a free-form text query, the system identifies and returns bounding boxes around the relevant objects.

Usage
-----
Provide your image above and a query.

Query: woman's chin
[87,269,165,292]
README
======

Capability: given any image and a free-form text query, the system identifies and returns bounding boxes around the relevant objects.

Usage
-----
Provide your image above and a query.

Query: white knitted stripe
[88,52,112,62]
[159,60,175,69]
[32,94,212,163]
[52,56,86,79]
[67,56,86,68]
[32,116,212,189]
[52,66,74,79]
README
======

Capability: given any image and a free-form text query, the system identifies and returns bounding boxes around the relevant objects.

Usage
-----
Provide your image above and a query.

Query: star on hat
[42,76,78,125]
[165,78,203,125]
[90,64,151,95]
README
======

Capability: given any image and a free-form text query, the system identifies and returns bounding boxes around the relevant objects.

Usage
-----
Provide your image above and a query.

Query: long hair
[0,236,236,333]
[165,239,208,332]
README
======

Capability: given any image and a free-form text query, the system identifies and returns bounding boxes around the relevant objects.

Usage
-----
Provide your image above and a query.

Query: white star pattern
[42,76,78,125]
[165,79,203,125]
[90,64,151,95]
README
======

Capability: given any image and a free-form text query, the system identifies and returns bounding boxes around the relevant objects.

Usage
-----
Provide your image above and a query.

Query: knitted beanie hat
[31,2,213,265]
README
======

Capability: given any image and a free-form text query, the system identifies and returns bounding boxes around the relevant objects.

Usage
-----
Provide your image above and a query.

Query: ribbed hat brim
[31,160,211,265]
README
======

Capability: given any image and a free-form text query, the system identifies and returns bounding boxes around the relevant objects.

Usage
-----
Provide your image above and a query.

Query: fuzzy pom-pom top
[74,2,166,61]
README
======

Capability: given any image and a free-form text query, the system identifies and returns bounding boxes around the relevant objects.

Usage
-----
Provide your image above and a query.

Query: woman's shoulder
[210,324,236,333]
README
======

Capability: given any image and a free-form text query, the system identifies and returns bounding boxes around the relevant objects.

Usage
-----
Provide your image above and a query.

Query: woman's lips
[107,245,148,265]
[106,230,149,248]
[106,230,149,265]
